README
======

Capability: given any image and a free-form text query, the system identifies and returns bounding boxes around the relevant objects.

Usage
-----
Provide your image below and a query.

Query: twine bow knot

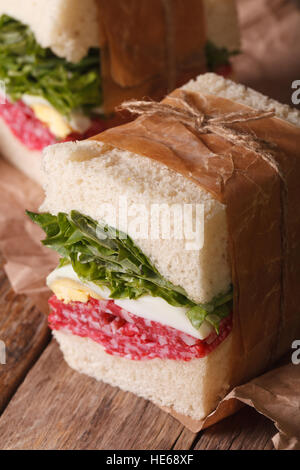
[118,91,282,179]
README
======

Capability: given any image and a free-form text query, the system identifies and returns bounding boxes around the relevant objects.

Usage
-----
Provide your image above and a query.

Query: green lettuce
[0,15,102,116]
[27,210,233,333]
[205,40,239,72]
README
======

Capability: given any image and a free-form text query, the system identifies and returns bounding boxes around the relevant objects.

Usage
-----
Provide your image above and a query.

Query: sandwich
[27,72,300,426]
[0,0,240,183]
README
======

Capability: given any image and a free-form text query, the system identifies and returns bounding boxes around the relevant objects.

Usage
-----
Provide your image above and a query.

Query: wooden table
[0,257,276,450]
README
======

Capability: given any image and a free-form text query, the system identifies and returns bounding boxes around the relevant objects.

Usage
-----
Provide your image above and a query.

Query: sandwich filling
[28,210,233,361]
[0,15,107,149]
[0,15,237,151]
[48,295,232,361]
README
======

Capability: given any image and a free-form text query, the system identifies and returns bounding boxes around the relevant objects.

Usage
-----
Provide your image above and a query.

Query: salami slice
[0,99,108,150]
[49,296,232,361]
[0,99,57,150]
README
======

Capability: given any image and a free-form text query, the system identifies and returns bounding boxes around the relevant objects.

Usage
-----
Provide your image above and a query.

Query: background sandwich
[27,72,300,425]
[0,0,240,182]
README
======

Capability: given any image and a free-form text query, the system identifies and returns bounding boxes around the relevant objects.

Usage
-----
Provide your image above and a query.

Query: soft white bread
[0,0,239,63]
[40,141,230,305]
[53,330,234,421]
[0,0,99,63]
[183,73,300,127]
[0,118,42,184]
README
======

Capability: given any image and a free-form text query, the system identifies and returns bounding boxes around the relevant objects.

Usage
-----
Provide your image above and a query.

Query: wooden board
[0,255,49,414]
[0,262,277,450]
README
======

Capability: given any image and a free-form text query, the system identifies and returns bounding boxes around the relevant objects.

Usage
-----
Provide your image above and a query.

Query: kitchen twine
[118,91,287,365]
[118,91,284,181]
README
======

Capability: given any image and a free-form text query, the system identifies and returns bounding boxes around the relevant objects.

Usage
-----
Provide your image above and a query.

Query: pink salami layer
[0,98,57,150]
[49,296,232,361]
[0,99,108,150]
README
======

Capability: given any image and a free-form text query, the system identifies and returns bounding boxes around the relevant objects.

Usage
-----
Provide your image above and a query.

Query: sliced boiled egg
[30,103,72,139]
[50,278,104,303]
[22,95,91,139]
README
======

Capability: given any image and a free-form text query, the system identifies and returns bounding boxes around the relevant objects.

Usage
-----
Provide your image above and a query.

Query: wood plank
[171,427,198,450]
[0,339,196,450]
[192,406,275,450]
[0,257,50,413]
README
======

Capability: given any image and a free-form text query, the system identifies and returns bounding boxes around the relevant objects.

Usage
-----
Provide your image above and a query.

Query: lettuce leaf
[0,15,102,116]
[205,40,239,71]
[27,210,233,332]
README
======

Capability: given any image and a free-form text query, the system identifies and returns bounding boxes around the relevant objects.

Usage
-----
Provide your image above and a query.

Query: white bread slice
[40,140,230,305]
[0,0,239,63]
[0,117,42,184]
[0,0,99,63]
[53,329,234,421]
[182,73,300,127]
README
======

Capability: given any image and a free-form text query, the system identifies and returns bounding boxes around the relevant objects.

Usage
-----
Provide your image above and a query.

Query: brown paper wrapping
[164,359,300,450]
[0,160,57,313]
[93,89,300,362]
[91,88,300,433]
[97,0,207,113]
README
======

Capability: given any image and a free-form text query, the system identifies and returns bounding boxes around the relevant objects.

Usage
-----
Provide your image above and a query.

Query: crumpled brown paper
[0,160,57,313]
[163,358,300,450]
[0,158,299,450]
[227,362,300,450]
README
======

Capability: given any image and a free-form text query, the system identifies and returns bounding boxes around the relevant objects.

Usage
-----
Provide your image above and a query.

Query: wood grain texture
[0,340,196,450]
[0,257,49,414]
[192,407,275,450]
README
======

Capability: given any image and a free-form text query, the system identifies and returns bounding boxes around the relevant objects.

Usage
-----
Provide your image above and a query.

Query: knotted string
[118,91,284,180]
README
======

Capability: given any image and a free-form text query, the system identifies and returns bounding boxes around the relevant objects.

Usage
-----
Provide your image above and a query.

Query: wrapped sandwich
[0,0,239,182]
[27,73,300,427]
